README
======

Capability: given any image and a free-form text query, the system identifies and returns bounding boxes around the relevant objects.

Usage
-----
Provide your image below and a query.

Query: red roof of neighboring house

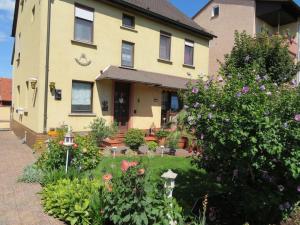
[0,78,12,102]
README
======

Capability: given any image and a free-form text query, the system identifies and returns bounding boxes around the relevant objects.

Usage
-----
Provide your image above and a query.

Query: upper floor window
[122,14,135,29]
[71,81,93,113]
[212,5,220,18]
[74,4,94,43]
[184,40,194,66]
[121,41,134,68]
[159,31,171,61]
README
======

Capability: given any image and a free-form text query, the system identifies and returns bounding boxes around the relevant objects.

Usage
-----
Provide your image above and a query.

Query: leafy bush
[155,130,170,139]
[18,164,44,183]
[167,131,180,150]
[183,35,300,224]
[221,31,300,84]
[89,117,117,145]
[102,161,184,225]
[41,167,83,186]
[124,129,145,151]
[41,178,99,225]
[36,135,101,172]
[147,141,158,151]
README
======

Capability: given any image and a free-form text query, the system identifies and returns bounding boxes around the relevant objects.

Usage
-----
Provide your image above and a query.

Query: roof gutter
[43,0,52,134]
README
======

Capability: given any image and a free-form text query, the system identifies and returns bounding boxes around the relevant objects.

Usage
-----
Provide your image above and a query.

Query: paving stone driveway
[0,131,64,225]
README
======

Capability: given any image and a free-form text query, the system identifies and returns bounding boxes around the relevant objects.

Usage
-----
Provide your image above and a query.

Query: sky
[0,0,300,78]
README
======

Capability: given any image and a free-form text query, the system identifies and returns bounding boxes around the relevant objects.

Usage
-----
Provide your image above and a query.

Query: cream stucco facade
[12,0,211,137]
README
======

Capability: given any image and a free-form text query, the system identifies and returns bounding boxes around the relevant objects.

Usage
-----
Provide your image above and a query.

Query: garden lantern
[161,145,165,157]
[161,169,177,198]
[63,126,74,173]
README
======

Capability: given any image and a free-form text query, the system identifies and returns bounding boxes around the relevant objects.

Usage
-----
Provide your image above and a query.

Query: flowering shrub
[36,135,101,171]
[221,31,300,84]
[102,160,184,225]
[183,54,300,223]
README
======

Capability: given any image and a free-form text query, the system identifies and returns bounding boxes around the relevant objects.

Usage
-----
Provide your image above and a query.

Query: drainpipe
[43,0,52,134]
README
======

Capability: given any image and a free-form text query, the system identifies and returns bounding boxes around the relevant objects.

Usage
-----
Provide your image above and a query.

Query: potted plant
[155,129,170,146]
[124,129,145,153]
[166,131,180,155]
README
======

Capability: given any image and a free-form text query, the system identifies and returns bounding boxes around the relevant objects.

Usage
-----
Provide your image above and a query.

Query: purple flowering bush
[183,69,300,224]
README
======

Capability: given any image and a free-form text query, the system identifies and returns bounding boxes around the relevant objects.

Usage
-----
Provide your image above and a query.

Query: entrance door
[114,82,131,131]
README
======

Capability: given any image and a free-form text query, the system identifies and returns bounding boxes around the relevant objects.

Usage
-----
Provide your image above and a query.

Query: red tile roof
[0,78,12,102]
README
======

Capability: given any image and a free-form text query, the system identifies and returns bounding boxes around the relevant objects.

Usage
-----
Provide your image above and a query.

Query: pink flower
[241,86,250,94]
[59,140,64,145]
[297,185,300,192]
[73,143,78,149]
[121,160,130,172]
[137,168,145,175]
[192,87,199,94]
[103,174,112,182]
[295,114,300,122]
[129,161,138,167]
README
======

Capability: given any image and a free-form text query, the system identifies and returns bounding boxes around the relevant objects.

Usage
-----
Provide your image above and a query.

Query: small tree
[89,117,117,145]
[220,31,300,84]
[124,129,145,151]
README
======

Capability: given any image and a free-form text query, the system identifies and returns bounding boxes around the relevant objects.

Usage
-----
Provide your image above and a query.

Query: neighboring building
[11,0,214,146]
[193,0,300,77]
[0,78,12,106]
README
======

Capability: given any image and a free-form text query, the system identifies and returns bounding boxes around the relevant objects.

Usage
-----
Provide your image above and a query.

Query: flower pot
[178,137,187,149]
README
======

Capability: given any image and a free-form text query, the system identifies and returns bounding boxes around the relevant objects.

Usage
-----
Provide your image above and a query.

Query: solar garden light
[63,126,74,173]
[111,147,117,158]
[161,145,165,157]
[161,169,178,198]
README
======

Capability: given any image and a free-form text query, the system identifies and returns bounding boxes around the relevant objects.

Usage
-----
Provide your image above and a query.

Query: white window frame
[211,5,220,18]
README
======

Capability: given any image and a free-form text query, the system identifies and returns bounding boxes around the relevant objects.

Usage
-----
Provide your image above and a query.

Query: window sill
[119,66,136,70]
[157,58,173,65]
[183,64,195,69]
[69,113,96,117]
[71,40,97,49]
[120,26,138,33]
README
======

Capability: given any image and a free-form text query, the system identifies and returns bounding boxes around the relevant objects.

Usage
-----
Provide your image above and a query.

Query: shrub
[124,129,145,151]
[155,130,170,139]
[221,31,300,84]
[41,178,99,225]
[281,203,300,225]
[41,167,83,186]
[167,131,180,150]
[18,164,44,183]
[183,60,300,223]
[89,117,117,145]
[147,141,158,151]
[102,161,184,225]
[36,135,101,172]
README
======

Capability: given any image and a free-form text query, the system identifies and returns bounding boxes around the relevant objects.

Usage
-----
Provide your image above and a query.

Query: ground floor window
[161,91,182,125]
[71,81,93,113]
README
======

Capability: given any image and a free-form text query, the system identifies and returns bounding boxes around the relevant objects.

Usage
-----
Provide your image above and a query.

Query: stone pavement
[0,131,64,225]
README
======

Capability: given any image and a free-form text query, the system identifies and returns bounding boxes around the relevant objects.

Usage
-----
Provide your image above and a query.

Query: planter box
[144,136,158,143]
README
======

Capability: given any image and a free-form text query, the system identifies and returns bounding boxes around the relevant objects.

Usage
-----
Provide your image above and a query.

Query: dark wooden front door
[114,82,131,130]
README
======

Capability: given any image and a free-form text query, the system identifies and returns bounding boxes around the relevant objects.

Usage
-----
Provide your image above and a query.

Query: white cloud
[0,32,8,42]
[0,0,15,12]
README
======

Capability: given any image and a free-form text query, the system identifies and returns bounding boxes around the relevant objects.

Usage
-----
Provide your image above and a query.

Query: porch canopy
[256,0,300,26]
[96,65,196,89]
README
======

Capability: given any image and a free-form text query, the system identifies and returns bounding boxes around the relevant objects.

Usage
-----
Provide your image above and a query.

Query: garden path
[0,131,64,225]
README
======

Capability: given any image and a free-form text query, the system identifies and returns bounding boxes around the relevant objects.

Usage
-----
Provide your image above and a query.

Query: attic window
[212,5,220,18]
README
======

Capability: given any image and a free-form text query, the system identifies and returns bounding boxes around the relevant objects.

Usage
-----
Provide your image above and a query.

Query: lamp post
[161,169,178,198]
[111,147,117,158]
[161,145,165,157]
[63,126,74,173]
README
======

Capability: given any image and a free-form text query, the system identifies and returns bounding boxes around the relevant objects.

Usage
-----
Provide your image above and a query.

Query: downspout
[43,0,52,133]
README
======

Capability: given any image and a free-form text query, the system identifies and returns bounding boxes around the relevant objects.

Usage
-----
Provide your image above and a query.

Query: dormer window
[212,5,220,18]
[122,14,135,29]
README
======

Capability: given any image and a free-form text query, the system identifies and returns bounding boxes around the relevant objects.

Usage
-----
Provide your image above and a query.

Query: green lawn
[89,156,220,214]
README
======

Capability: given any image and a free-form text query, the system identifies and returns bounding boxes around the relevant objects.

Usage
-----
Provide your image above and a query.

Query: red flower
[129,161,138,167]
[59,140,64,145]
[73,143,78,149]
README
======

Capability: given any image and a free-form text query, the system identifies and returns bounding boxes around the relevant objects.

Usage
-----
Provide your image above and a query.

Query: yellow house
[11,0,214,146]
